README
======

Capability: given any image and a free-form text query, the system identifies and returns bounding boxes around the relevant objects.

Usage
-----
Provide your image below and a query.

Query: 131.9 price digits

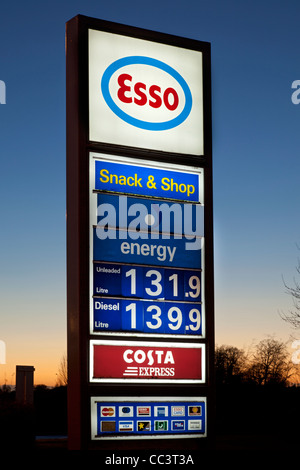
[94,263,201,301]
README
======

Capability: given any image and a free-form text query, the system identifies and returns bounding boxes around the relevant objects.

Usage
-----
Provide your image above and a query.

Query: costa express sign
[90,340,204,383]
[88,29,204,155]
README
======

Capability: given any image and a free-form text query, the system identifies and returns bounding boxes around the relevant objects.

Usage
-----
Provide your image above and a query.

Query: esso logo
[101,56,192,131]
[117,73,180,111]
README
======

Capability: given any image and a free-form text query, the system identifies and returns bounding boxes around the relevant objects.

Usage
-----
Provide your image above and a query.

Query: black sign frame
[66,14,214,451]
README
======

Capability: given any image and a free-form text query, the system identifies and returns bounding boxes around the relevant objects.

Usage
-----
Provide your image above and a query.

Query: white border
[89,151,204,204]
[89,339,205,384]
[89,152,205,339]
[90,396,207,440]
[88,29,204,155]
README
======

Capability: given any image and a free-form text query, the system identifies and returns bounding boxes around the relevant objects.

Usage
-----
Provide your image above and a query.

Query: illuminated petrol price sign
[67,15,213,450]
[89,153,205,338]
[92,262,203,337]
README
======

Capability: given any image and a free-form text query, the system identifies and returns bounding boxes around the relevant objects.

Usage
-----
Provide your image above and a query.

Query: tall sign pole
[66,14,214,452]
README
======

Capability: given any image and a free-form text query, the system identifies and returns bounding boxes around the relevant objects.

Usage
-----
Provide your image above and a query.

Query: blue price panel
[93,298,202,336]
[94,263,201,302]
[93,228,201,269]
[95,400,206,437]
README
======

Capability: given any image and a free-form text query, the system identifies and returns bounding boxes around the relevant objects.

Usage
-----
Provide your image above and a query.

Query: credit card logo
[171,420,185,431]
[137,421,151,431]
[119,406,134,417]
[188,405,201,416]
[154,406,168,417]
[154,420,168,431]
[188,420,202,430]
[171,406,185,416]
[101,421,116,432]
[101,406,115,417]
[119,421,134,431]
[137,406,151,416]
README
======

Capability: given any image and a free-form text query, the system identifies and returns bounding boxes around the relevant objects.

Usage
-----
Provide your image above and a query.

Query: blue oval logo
[122,407,131,414]
[101,56,192,131]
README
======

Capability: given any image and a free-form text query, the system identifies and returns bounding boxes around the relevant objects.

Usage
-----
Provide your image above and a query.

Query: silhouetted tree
[247,337,293,386]
[56,353,68,386]
[215,345,248,385]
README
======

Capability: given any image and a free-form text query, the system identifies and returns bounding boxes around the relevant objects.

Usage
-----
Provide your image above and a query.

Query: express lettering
[117,73,179,111]
[123,349,175,365]
[139,367,175,376]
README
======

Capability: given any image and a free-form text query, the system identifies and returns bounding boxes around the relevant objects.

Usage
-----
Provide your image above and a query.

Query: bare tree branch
[56,353,68,386]
[280,253,300,328]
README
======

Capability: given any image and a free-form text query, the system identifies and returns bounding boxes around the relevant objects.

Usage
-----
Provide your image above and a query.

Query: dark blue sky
[1,0,299,384]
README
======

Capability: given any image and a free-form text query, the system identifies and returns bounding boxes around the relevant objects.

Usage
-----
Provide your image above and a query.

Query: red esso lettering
[117,73,179,111]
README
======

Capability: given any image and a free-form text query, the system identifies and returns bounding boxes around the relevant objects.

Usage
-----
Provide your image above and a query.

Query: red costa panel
[91,341,203,381]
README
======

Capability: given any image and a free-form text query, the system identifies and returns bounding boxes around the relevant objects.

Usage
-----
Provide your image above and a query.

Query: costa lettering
[101,56,192,131]
[123,349,175,365]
